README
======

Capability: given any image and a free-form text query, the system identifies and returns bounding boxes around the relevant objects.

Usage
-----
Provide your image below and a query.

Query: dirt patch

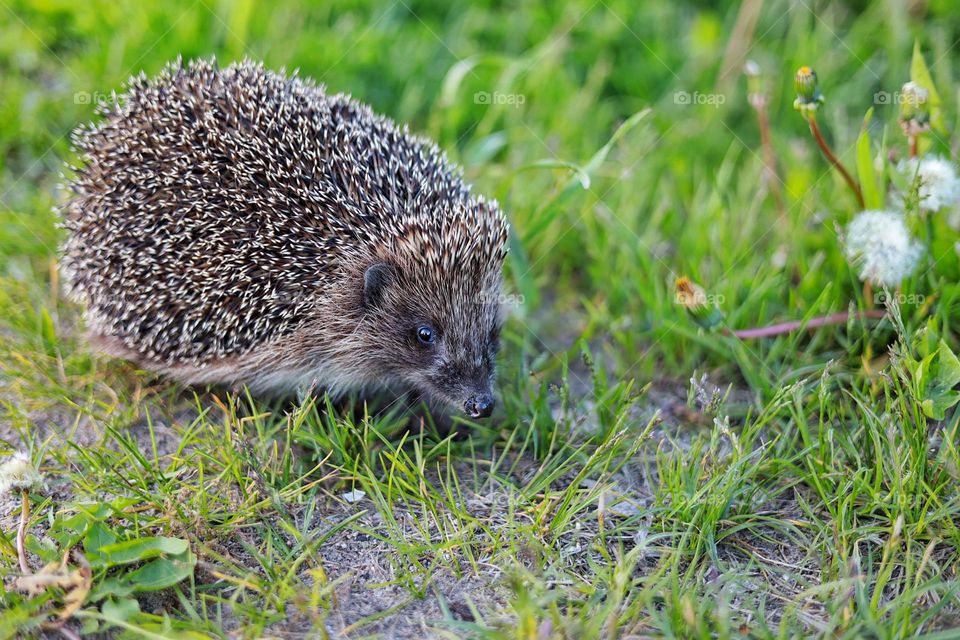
[315,508,506,638]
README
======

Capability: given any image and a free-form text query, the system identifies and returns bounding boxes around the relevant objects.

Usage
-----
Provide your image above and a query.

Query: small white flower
[843,210,924,287]
[900,81,929,101]
[897,155,960,213]
[0,453,44,495]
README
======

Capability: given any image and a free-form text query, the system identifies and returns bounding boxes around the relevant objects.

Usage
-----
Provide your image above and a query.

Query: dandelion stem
[731,309,887,339]
[909,135,918,159]
[807,117,864,208]
[17,488,31,574]
[750,96,785,218]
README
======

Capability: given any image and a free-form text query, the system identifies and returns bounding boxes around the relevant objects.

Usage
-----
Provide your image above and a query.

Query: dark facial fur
[356,211,506,416]
[59,58,509,415]
[219,202,508,415]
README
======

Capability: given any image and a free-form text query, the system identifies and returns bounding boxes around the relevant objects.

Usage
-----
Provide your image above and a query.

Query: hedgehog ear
[363,262,396,309]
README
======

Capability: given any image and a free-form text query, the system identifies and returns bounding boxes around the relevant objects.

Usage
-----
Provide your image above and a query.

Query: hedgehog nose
[465,393,494,418]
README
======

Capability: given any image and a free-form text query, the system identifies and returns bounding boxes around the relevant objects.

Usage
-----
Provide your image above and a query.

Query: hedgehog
[59,58,509,419]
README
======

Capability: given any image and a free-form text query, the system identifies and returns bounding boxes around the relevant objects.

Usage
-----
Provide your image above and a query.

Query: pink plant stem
[753,103,785,219]
[731,310,887,339]
[58,627,81,640]
[17,489,31,574]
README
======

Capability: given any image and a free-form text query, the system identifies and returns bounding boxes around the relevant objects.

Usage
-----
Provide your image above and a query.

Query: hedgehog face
[361,258,504,418]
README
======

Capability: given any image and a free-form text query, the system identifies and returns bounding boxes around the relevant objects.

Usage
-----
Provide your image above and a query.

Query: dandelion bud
[0,453,44,495]
[794,67,818,100]
[675,277,724,329]
[899,82,929,123]
[898,81,931,138]
[793,66,824,117]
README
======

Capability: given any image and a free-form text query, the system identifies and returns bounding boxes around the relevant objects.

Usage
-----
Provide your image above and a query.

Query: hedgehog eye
[416,325,436,345]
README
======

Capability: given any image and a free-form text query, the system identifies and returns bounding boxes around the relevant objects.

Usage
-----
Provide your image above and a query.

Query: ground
[2,1,960,638]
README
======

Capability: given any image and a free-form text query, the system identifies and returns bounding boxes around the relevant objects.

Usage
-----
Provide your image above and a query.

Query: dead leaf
[14,549,92,624]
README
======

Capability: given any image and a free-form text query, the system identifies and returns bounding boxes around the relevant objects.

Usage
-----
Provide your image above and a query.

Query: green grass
[2,0,960,637]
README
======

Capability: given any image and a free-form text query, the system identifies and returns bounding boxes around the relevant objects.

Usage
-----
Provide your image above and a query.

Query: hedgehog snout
[464,393,495,418]
[422,355,497,418]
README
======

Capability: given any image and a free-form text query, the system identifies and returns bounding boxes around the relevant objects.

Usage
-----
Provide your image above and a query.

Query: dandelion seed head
[0,453,44,495]
[897,155,960,213]
[843,210,924,287]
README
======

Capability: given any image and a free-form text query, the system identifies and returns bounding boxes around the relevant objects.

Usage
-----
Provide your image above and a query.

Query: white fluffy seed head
[843,210,924,287]
[897,155,960,213]
[0,453,44,495]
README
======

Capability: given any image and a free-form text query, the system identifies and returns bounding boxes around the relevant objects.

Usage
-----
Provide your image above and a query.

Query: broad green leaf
[912,322,941,357]
[915,351,935,393]
[79,616,101,635]
[922,391,960,421]
[89,577,135,602]
[26,535,60,564]
[49,513,90,549]
[135,624,210,640]
[909,333,960,420]
[935,339,960,389]
[84,522,117,555]
[126,550,197,592]
[90,537,189,568]
[856,109,881,209]
[101,597,141,623]
[76,613,210,640]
